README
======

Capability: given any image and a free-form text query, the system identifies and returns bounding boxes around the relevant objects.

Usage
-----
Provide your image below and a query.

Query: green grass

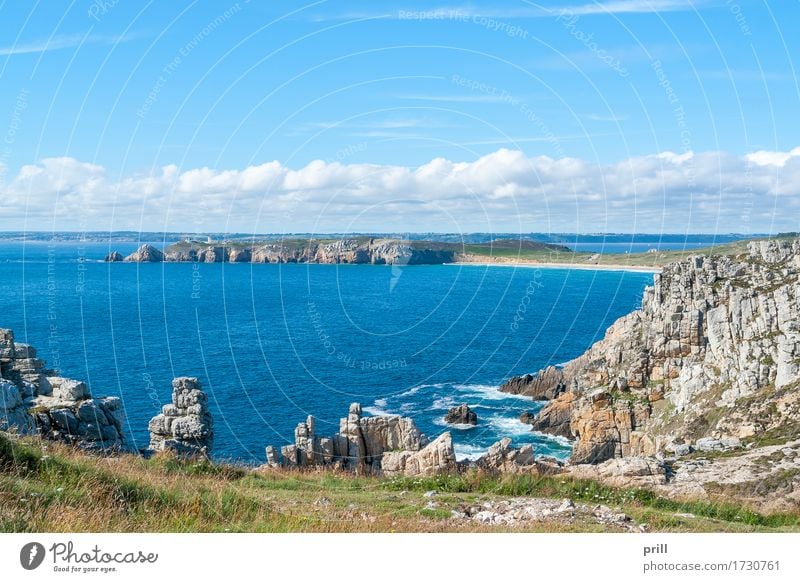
[2,434,799,532]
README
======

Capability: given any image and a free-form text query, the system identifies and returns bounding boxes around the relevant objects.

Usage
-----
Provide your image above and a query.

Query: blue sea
[0,241,654,463]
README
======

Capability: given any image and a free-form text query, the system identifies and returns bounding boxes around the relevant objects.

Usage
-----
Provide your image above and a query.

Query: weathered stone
[443,403,477,425]
[382,432,456,477]
[504,238,800,466]
[124,244,164,262]
[49,377,89,401]
[149,377,213,457]
[476,438,537,473]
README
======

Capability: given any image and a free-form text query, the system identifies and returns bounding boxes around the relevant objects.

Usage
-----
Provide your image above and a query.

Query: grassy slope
[2,435,798,533]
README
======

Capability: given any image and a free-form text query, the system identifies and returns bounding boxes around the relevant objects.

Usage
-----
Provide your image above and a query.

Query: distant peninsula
[107,237,572,265]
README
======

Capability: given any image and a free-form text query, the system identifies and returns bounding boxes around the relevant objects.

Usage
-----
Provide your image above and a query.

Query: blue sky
[1,1,799,233]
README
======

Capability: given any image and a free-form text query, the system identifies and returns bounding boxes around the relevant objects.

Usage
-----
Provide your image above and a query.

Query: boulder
[476,438,536,473]
[49,377,89,401]
[444,404,477,425]
[381,432,456,477]
[104,251,123,262]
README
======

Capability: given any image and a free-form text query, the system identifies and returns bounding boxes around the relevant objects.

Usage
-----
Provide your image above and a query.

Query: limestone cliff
[510,239,800,465]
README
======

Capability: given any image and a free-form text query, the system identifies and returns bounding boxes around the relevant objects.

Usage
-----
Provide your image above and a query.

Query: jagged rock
[504,238,800,465]
[124,244,164,262]
[476,438,536,473]
[49,377,89,401]
[444,404,477,425]
[528,392,577,438]
[265,445,280,467]
[0,328,125,450]
[381,433,456,477]
[500,366,567,400]
[115,238,459,265]
[264,403,439,474]
[148,377,213,457]
[104,251,123,262]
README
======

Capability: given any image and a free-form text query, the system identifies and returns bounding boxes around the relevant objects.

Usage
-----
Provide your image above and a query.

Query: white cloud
[1,147,798,233]
[745,147,800,168]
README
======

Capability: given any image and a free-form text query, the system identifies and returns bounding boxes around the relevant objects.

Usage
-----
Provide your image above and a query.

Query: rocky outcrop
[509,238,800,466]
[265,403,457,475]
[381,433,457,477]
[500,366,567,400]
[444,404,477,425]
[124,244,164,262]
[118,238,459,265]
[103,251,123,262]
[475,438,536,473]
[0,328,126,451]
[148,377,213,457]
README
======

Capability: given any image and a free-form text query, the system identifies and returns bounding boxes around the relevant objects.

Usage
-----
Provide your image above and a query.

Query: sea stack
[148,377,214,457]
[444,403,478,425]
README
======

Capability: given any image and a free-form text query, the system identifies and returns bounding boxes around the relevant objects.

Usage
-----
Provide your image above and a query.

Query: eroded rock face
[444,404,477,425]
[508,239,800,464]
[148,377,213,457]
[0,328,126,451]
[381,433,457,477]
[475,438,536,473]
[118,238,457,265]
[265,403,458,475]
[124,244,164,262]
[500,366,567,400]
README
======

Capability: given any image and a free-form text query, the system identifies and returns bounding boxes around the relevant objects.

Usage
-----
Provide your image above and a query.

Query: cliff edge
[505,238,800,465]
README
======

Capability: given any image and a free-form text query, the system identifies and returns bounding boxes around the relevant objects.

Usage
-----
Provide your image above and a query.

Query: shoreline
[447,261,662,273]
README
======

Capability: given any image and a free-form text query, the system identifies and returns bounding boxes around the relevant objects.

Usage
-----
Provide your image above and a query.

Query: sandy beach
[447,261,662,273]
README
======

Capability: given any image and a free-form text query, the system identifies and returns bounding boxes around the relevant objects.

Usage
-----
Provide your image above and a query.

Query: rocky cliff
[0,329,126,451]
[508,239,800,466]
[114,238,459,265]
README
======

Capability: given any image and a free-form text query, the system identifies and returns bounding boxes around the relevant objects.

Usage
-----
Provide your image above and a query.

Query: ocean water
[0,242,654,463]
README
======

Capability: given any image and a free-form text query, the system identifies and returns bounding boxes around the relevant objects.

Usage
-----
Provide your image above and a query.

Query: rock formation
[103,251,123,262]
[381,433,457,477]
[507,239,800,465]
[123,243,164,262]
[148,377,213,457]
[444,403,477,425]
[500,366,567,400]
[117,238,458,265]
[0,328,126,451]
[265,403,457,475]
[475,438,536,473]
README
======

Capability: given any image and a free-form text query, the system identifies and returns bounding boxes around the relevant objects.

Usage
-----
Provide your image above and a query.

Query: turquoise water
[0,242,653,463]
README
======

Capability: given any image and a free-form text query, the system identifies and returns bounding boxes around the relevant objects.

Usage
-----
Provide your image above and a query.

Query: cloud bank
[1,147,798,234]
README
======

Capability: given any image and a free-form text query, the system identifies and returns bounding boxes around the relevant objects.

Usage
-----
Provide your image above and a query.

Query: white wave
[398,402,418,414]
[374,398,388,408]
[452,383,532,401]
[363,405,394,416]
[485,414,534,437]
[453,442,487,461]
[432,417,476,430]
[431,396,456,410]
[531,430,573,447]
